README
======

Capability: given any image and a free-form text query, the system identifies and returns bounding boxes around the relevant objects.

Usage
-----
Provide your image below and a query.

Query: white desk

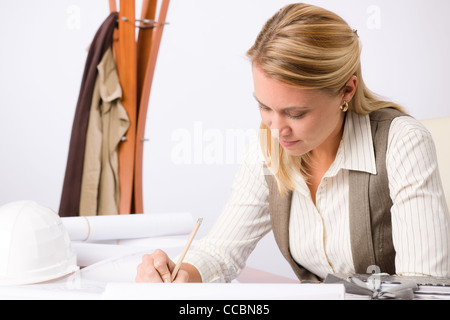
[3,239,446,300]
[0,239,344,300]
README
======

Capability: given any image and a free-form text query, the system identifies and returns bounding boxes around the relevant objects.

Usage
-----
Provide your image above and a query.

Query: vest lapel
[265,173,319,281]
[266,174,292,260]
[348,108,403,274]
[349,170,377,273]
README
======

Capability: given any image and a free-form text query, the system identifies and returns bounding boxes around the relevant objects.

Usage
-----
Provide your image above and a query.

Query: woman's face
[252,65,352,157]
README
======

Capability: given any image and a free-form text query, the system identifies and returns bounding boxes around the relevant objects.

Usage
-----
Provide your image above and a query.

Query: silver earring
[340,101,349,112]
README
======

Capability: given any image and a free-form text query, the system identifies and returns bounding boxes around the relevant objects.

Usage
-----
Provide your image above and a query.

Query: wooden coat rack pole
[137,0,158,102]
[117,0,137,215]
[109,0,119,72]
[134,0,170,213]
[108,0,117,12]
[108,0,170,214]
[133,0,158,214]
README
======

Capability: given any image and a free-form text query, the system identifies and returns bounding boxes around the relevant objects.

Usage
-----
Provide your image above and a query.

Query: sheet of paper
[102,283,345,300]
[72,236,189,267]
[61,212,194,242]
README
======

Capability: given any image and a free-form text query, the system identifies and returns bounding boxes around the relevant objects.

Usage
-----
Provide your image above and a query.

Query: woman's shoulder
[387,114,434,152]
[390,114,431,138]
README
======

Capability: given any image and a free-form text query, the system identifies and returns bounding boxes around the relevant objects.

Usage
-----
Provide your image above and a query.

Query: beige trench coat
[80,47,130,216]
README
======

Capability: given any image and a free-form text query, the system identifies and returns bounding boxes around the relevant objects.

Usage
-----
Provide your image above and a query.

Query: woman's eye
[286,112,305,119]
[258,104,271,112]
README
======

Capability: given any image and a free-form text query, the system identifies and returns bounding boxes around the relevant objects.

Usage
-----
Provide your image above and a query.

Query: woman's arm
[387,116,450,277]
[136,139,272,283]
[180,139,272,283]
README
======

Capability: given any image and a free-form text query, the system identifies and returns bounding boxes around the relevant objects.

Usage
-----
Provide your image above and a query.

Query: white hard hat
[0,201,79,286]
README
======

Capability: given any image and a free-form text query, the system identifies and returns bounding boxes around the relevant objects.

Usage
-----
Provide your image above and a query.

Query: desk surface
[237,267,298,284]
[1,241,448,300]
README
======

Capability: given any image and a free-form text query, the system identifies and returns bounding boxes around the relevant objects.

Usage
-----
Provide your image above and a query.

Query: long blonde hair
[247,3,404,195]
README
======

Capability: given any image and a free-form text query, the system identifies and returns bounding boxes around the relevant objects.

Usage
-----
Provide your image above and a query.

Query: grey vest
[265,108,406,281]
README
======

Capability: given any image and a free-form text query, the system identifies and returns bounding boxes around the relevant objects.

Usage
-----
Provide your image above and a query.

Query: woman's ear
[342,75,358,103]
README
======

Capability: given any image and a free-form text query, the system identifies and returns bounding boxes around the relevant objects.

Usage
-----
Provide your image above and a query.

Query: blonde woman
[136,3,450,283]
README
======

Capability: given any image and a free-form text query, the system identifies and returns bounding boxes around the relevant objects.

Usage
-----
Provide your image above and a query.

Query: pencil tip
[197,217,203,224]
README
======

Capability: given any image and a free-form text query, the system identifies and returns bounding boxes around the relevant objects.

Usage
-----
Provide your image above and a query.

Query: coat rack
[58,0,169,217]
[110,0,170,214]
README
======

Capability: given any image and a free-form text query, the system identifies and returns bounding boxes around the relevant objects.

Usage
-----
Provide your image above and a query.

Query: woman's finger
[172,269,189,283]
[135,250,176,283]
[136,254,162,283]
[152,249,174,283]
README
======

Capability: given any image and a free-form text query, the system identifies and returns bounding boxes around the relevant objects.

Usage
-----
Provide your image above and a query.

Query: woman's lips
[279,139,300,148]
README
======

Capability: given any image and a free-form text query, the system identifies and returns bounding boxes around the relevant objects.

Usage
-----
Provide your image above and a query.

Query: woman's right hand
[135,249,189,283]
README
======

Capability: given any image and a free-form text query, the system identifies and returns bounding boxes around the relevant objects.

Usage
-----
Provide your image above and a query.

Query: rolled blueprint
[61,213,194,242]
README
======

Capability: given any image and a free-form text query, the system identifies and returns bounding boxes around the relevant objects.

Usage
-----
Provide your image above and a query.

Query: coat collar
[97,47,122,104]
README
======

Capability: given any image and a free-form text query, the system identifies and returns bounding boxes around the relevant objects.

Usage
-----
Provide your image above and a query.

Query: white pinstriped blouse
[183,111,450,282]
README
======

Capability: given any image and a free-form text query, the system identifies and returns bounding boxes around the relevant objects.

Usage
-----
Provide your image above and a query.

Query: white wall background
[1,0,449,280]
